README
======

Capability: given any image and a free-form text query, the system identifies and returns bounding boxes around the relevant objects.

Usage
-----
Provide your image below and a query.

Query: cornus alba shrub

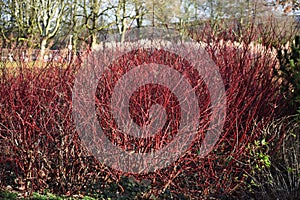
[76,31,285,198]
[0,30,286,198]
[0,54,111,195]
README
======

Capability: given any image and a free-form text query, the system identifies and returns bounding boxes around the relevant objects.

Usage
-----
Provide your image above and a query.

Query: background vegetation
[0,0,299,51]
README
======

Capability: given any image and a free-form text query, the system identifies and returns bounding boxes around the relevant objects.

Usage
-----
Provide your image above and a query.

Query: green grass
[0,190,98,200]
[0,190,18,199]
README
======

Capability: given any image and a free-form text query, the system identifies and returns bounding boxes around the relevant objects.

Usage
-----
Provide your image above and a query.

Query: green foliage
[0,190,18,200]
[31,192,62,200]
[276,35,300,116]
[237,118,300,199]
[242,119,284,192]
[0,190,99,200]
[247,138,272,176]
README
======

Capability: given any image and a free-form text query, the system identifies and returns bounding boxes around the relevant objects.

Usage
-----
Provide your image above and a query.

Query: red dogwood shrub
[0,24,287,199]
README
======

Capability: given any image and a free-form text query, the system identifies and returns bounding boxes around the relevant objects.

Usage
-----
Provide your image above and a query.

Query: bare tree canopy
[0,0,297,50]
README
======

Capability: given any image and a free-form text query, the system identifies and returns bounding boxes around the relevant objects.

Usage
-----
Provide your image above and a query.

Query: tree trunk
[39,37,48,61]
[121,19,127,43]
[91,33,98,50]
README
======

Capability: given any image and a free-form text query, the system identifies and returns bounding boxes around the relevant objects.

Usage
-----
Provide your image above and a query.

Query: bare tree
[0,0,39,48]
[77,0,115,49]
[144,0,181,27]
[133,0,147,28]
[113,0,141,42]
[34,0,67,59]
[61,0,82,50]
